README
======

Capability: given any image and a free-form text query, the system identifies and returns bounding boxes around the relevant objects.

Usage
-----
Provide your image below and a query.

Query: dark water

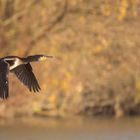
[0,117,140,140]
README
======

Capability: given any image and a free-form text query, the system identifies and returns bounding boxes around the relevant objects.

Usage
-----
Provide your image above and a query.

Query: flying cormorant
[0,55,53,99]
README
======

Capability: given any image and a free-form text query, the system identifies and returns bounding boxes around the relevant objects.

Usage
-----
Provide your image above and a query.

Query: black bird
[0,55,53,99]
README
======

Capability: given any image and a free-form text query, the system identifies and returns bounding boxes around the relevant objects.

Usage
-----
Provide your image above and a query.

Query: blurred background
[0,0,140,139]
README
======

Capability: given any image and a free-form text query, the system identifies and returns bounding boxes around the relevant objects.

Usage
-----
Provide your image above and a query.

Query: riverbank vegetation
[0,0,140,119]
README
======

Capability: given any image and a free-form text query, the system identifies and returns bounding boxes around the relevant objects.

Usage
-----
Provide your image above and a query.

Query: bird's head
[38,55,53,61]
[25,55,54,63]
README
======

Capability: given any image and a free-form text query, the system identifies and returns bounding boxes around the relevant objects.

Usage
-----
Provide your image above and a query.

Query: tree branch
[23,0,68,56]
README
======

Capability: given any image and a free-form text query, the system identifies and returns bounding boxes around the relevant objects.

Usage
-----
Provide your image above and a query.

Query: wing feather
[12,63,40,92]
[0,60,9,99]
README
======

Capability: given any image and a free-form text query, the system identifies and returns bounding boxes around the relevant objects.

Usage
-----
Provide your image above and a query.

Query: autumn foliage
[0,0,140,119]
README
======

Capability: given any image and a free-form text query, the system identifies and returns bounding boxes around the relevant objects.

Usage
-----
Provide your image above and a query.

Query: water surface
[0,117,140,140]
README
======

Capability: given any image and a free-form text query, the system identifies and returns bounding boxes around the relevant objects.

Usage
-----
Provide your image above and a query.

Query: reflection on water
[0,117,140,140]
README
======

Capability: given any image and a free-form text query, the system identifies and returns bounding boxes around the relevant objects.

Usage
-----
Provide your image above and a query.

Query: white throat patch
[9,58,21,70]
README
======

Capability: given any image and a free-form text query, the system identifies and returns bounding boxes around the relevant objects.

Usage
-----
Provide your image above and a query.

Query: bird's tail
[24,55,53,62]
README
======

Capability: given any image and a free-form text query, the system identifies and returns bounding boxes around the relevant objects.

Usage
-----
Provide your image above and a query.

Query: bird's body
[0,55,53,99]
[2,56,23,70]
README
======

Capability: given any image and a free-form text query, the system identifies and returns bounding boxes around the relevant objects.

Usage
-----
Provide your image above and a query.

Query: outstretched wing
[0,60,9,99]
[12,63,41,92]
